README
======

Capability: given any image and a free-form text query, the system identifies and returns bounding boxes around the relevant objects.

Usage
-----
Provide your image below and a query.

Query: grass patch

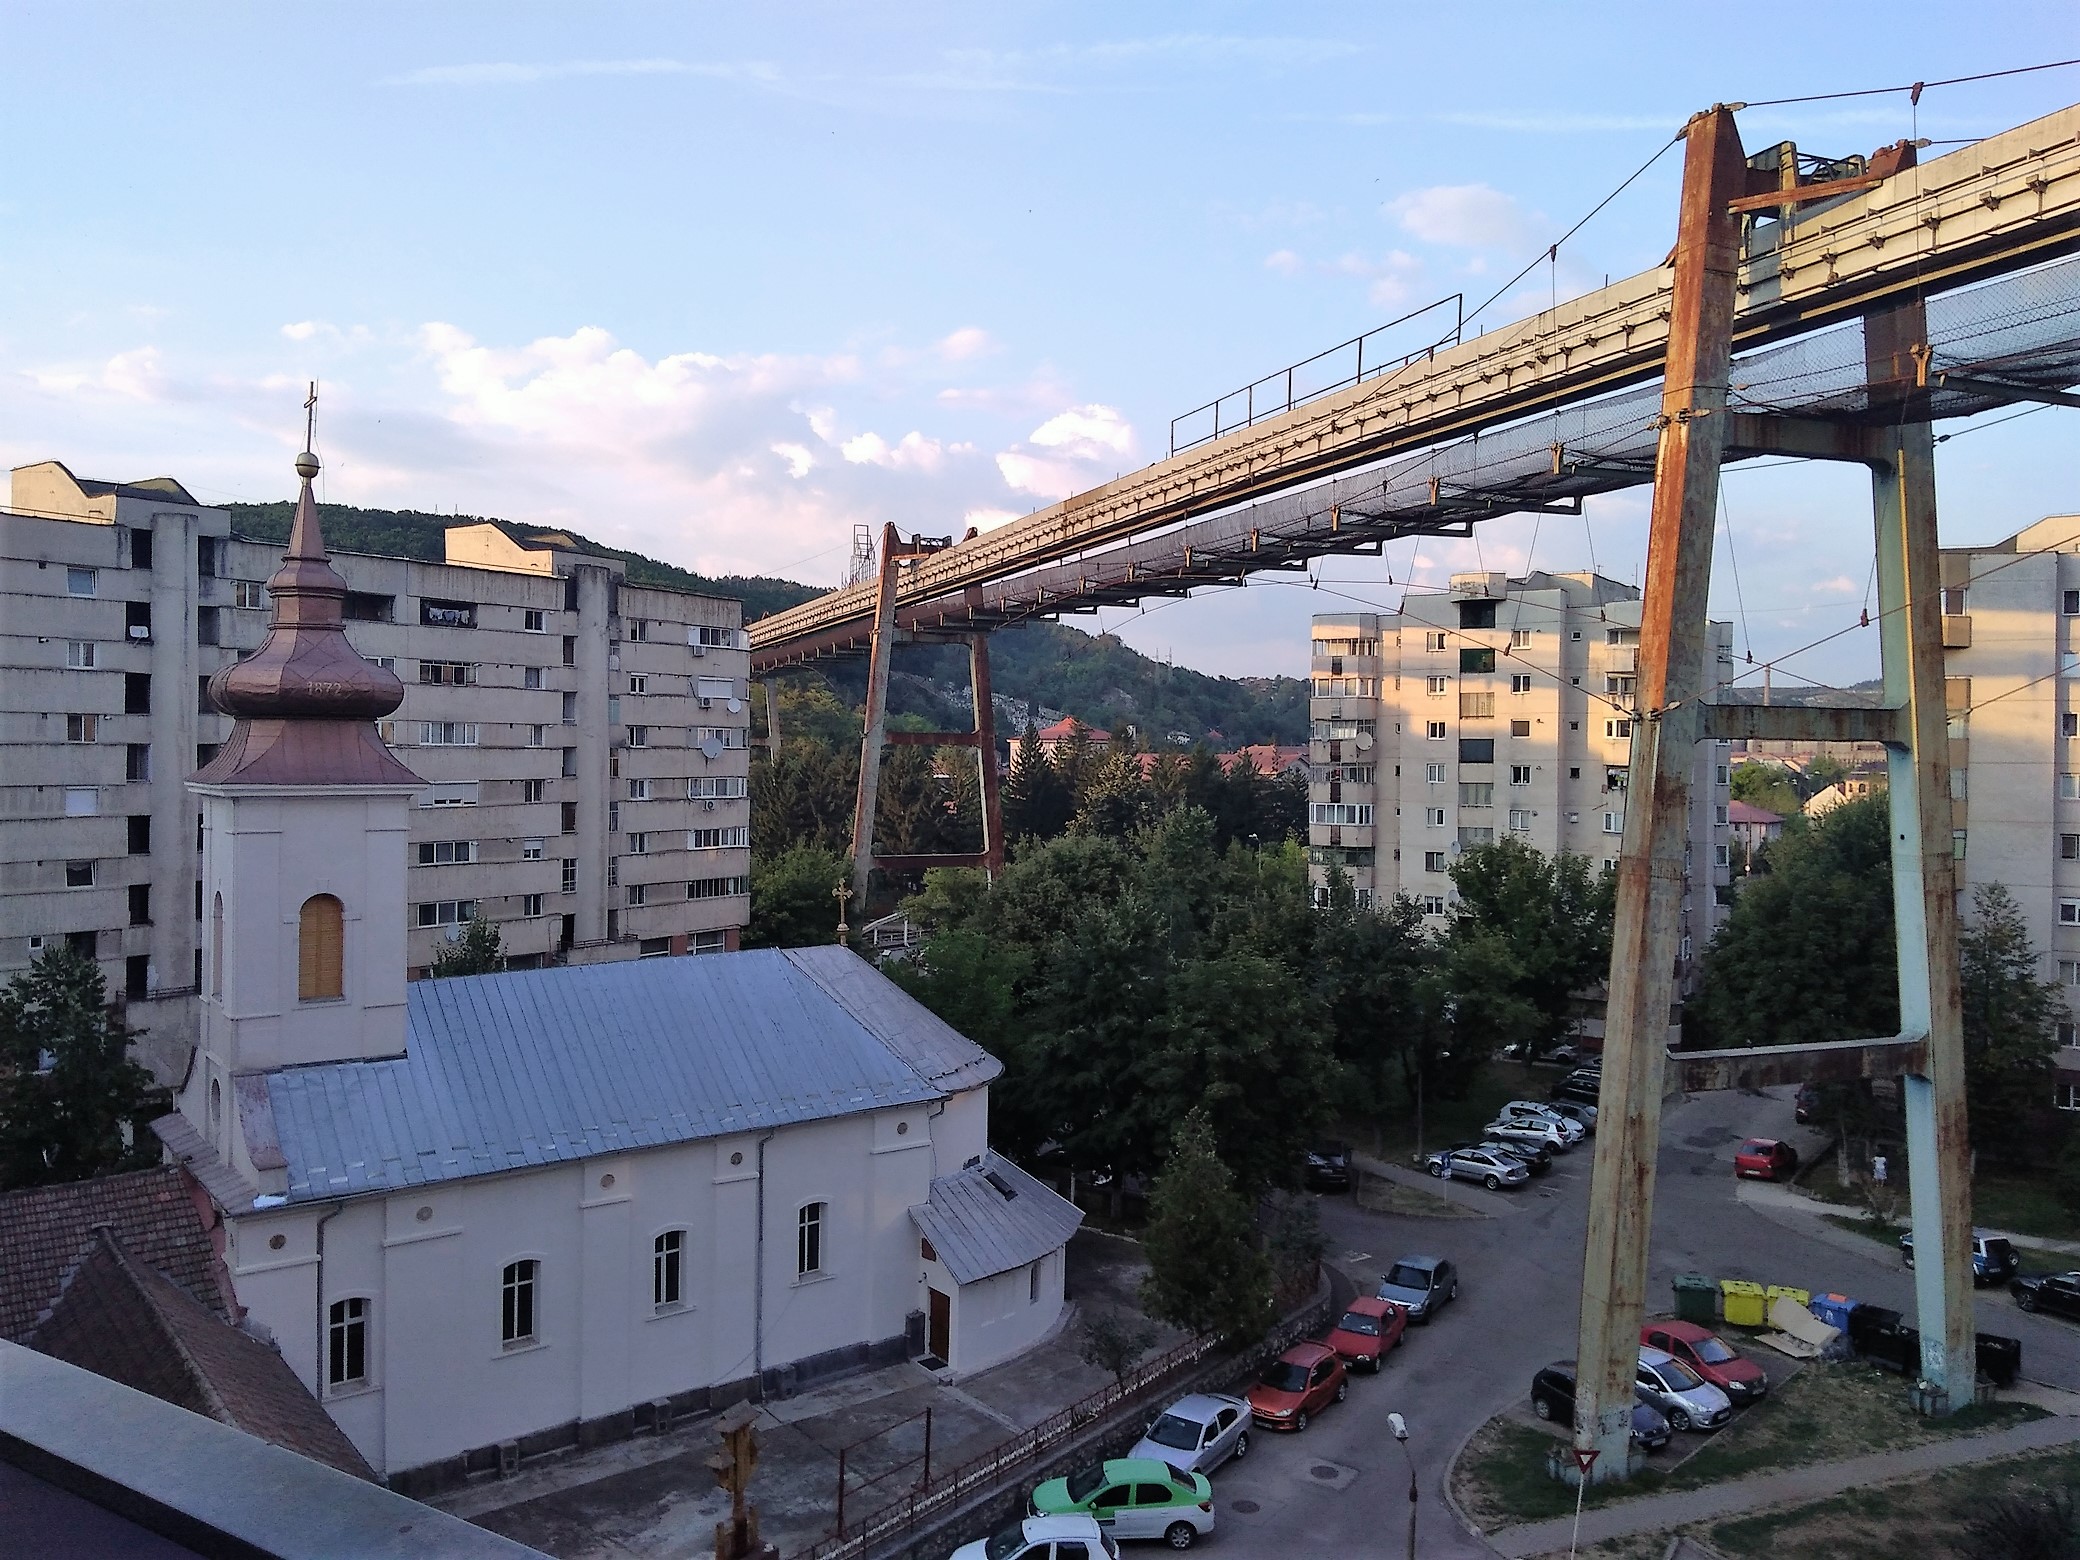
[1451,1362,2050,1530]
[1797,1153,2080,1244]
[1351,1060,1557,1166]
[1820,1212,2069,1273]
[1352,1170,1483,1219]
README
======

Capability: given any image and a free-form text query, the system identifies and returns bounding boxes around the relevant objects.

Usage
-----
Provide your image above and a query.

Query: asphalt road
[1197,1082,2080,1559]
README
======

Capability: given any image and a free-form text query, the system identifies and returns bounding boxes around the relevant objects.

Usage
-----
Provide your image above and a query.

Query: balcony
[1941,614,1972,649]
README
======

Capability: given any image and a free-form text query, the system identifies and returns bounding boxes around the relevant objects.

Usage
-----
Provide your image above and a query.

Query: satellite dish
[701,736,725,762]
[726,698,743,714]
[1356,731,1374,751]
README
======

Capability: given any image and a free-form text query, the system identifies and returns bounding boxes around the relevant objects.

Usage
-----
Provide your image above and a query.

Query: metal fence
[788,1284,1334,1560]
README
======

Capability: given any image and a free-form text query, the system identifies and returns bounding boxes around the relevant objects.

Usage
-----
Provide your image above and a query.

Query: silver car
[1499,1101,1585,1143]
[1636,1346,1733,1431]
[1485,1117,1568,1153]
[1128,1392,1251,1474]
[1421,1147,1528,1190]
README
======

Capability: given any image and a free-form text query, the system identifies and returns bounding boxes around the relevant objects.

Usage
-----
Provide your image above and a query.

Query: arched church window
[299,894,343,1001]
[211,892,224,997]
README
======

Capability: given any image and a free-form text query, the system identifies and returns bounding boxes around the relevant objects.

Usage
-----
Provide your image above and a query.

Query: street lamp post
[1387,1412,1416,1560]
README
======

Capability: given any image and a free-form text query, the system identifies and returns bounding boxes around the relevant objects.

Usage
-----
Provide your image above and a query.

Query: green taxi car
[1031,1457,1215,1549]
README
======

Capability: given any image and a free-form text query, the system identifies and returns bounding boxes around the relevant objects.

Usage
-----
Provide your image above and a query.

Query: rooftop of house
[910,1151,1083,1286]
[1035,717,1108,743]
[233,946,1002,1204]
[1726,800,1784,825]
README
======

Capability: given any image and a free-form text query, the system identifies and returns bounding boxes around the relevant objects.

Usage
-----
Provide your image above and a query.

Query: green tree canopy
[1140,1109,1274,1343]
[0,948,160,1190]
[1445,838,1614,1053]
[744,844,849,949]
[1959,882,2063,1160]
[428,916,505,978]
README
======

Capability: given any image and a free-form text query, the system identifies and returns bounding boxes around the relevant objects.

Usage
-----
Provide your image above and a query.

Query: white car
[1636,1346,1734,1431]
[1499,1101,1585,1143]
[953,1513,1120,1560]
[1485,1117,1567,1153]
[1129,1393,1251,1474]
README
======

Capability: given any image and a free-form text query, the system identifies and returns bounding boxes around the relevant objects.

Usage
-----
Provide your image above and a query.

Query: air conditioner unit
[690,643,706,657]
[127,626,151,640]
[698,697,712,710]
[703,799,716,812]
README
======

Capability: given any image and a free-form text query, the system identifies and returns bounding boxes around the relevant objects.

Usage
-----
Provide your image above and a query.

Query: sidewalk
[1353,1152,1515,1218]
[1737,1177,2080,1257]
[1484,1413,2080,1558]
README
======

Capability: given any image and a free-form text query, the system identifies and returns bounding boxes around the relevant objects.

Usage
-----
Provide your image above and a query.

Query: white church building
[155,452,1079,1486]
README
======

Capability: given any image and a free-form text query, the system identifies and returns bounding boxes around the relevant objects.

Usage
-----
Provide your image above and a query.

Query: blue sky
[3,2,2076,685]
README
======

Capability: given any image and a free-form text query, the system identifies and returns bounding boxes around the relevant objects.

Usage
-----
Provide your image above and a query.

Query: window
[419,660,474,686]
[2064,835,2080,860]
[127,743,151,782]
[1424,762,1446,784]
[561,801,578,833]
[420,599,475,629]
[327,1298,368,1389]
[526,723,545,748]
[65,640,96,668]
[2066,590,2080,616]
[1606,719,1633,739]
[128,884,151,926]
[1510,628,1533,648]
[1459,692,1495,719]
[415,899,478,927]
[654,1231,685,1308]
[522,779,546,804]
[561,748,577,778]
[1716,765,1730,786]
[1606,675,1637,700]
[562,859,578,893]
[422,781,480,808]
[1714,804,1730,825]
[415,840,477,866]
[627,618,650,643]
[1424,631,1448,652]
[688,826,750,850]
[66,567,95,596]
[1509,765,1532,786]
[562,635,577,667]
[1606,766,1629,793]
[2058,1082,2080,1112]
[65,860,96,888]
[690,775,747,800]
[626,726,649,748]
[695,624,740,649]
[62,787,98,817]
[1426,721,1447,740]
[797,1204,825,1277]
[1459,601,1497,630]
[691,930,726,955]
[2061,961,2080,986]
[1604,812,1625,834]
[1459,647,1496,673]
[689,875,751,899]
[1424,808,1446,826]
[1419,894,1446,914]
[521,838,544,861]
[1458,738,1494,764]
[627,883,648,907]
[1425,675,1448,696]
[1310,804,1374,826]
[2062,902,2080,926]
[234,579,267,610]
[1030,1260,1043,1304]
[628,674,648,695]
[501,1260,538,1345]
[1457,826,1494,847]
[1423,851,1447,873]
[521,893,544,918]
[523,609,547,633]
[2063,775,2080,801]
[420,722,479,746]
[1509,674,1533,694]
[519,666,543,691]
[627,832,651,855]
[1459,783,1494,808]
[695,676,737,704]
[1716,843,1732,867]
[1952,829,1968,860]
[127,815,150,853]
[2065,712,2079,739]
[299,895,344,1001]
[626,779,652,802]
[66,714,98,743]
[1508,808,1533,831]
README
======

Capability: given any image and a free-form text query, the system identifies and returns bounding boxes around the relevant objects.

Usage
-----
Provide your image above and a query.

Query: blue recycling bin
[1810,1293,1860,1333]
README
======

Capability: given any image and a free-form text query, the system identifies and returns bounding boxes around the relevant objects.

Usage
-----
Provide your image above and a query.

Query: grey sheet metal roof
[910,1152,1083,1286]
[261,948,999,1204]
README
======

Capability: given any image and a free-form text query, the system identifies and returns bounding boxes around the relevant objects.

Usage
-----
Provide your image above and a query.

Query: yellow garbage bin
[1765,1284,1811,1312]
[1720,1279,1767,1328]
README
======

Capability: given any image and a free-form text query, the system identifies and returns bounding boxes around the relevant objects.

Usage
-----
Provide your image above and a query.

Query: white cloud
[839,429,963,471]
[1386,184,1540,250]
[770,442,813,478]
[963,506,1020,532]
[1808,575,1859,595]
[25,346,168,403]
[936,326,995,362]
[281,321,321,341]
[997,404,1136,499]
[1263,248,1304,277]
[1029,404,1132,455]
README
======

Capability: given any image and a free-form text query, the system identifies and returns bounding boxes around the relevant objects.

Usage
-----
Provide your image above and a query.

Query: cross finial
[303,380,319,453]
[833,881,852,941]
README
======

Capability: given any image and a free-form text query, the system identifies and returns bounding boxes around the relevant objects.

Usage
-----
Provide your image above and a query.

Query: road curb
[1438,1398,1504,1552]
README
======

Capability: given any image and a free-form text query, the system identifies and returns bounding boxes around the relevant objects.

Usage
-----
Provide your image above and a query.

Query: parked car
[1550,1073,1603,1108]
[1640,1321,1768,1405]
[1526,1362,1673,1452]
[1031,1459,1215,1549]
[1302,1142,1351,1192]
[1636,1347,1733,1430]
[1486,1116,1569,1154]
[1794,1084,1819,1124]
[1543,1044,1582,1068]
[1448,1137,1551,1175]
[953,1513,1120,1560]
[1545,1100,1598,1135]
[1899,1229,2020,1286]
[1377,1255,1459,1322]
[1499,1101,1584,1144]
[1246,1342,1347,1432]
[1421,1147,1529,1190]
[1326,1296,1408,1372]
[1128,1393,1251,1475]
[2011,1270,2080,1320]
[1733,1138,1799,1181]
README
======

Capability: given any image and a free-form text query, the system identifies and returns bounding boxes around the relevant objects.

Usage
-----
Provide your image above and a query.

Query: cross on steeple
[303,380,319,454]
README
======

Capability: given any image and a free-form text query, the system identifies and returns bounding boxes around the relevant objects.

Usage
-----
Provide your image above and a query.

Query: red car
[1326,1297,1407,1373]
[1246,1341,1347,1431]
[1640,1320,1769,1406]
[1734,1138,1798,1181]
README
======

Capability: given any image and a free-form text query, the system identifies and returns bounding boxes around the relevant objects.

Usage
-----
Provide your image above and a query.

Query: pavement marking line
[935,1382,1024,1433]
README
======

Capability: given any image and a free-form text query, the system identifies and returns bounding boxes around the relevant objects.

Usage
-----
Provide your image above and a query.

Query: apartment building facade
[1307,570,1733,990]
[1,462,749,1075]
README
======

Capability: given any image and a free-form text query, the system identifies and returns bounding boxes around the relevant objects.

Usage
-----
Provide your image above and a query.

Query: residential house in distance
[1307,570,1732,988]
[1032,715,1109,757]
[1727,799,1786,861]
[155,454,1079,1488]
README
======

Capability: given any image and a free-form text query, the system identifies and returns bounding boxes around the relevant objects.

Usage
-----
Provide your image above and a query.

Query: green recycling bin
[1674,1273,1719,1324]
[1721,1278,1767,1328]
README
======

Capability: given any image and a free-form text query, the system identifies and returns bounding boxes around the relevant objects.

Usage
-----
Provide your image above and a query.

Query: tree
[0,947,160,1190]
[429,916,505,978]
[1075,1311,1158,1386]
[1730,760,1803,820]
[1959,883,2063,1159]
[1446,839,1614,1052]
[1002,724,1073,842]
[1140,1110,1274,1343]
[744,845,848,948]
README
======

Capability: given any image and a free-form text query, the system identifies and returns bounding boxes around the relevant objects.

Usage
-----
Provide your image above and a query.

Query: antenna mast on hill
[842,524,876,588]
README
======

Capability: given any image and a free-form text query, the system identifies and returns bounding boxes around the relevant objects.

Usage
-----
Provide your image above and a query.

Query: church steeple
[192,447,421,788]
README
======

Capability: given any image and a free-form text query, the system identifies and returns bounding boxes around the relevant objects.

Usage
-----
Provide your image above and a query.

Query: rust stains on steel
[1697,703,1907,745]
[1672,1033,1930,1092]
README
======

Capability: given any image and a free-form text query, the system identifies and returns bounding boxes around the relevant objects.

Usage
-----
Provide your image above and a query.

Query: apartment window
[691,930,727,955]
[1424,631,1448,652]
[1458,826,1494,847]
[1509,765,1532,786]
[522,893,544,918]
[653,1231,685,1308]
[419,660,474,686]
[1460,601,1497,629]
[562,635,577,666]
[1605,675,1638,700]
[2061,961,2080,987]
[559,692,578,727]
[517,665,543,692]
[695,624,739,648]
[628,674,648,695]
[559,801,579,834]
[1510,628,1533,648]
[64,860,96,888]
[422,782,480,808]
[66,714,98,743]
[689,875,750,900]
[1716,764,1730,786]
[2065,712,2079,739]
[327,1298,368,1390]
[1606,766,1629,793]
[2058,1082,2080,1112]
[2066,590,2080,616]
[415,900,478,927]
[126,743,151,782]
[128,884,151,926]
[562,859,578,894]
[1953,829,1968,860]
[415,841,477,866]
[1714,804,1729,825]
[1460,783,1493,808]
[420,722,479,747]
[1425,675,1448,696]
[1423,851,1447,873]
[1311,804,1374,826]
[1509,674,1533,694]
[509,837,539,864]
[127,814,150,854]
[1459,692,1495,720]
[197,675,215,715]
[1716,843,1732,867]
[1419,894,1446,914]
[797,1203,825,1277]
[1508,808,1533,832]
[420,599,475,629]
[627,884,648,907]
[299,895,344,1001]
[196,741,220,770]
[1460,647,1496,673]
[2063,775,2080,801]
[1423,763,1446,784]
[523,609,547,633]
[2063,902,2080,926]
[52,784,97,819]
[1604,812,1625,834]
[522,779,546,804]
[627,618,650,643]
[608,801,620,832]
[561,748,577,779]
[628,832,650,854]
[1424,807,1447,826]
[626,726,649,748]
[66,567,95,596]
[501,1261,538,1346]
[628,779,653,802]
[235,580,268,610]
[2066,835,2080,860]
[1426,721,1447,740]
[1606,719,1633,739]
[688,826,750,850]
[1458,739,1494,763]
[526,723,545,748]
[65,640,96,668]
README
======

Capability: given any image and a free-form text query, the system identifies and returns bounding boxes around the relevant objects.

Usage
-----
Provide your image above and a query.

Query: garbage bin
[1765,1284,1811,1311]
[1977,1333,2022,1388]
[1720,1279,1767,1328]
[1810,1294,1860,1334]
[1674,1273,1720,1324]
[1848,1303,1902,1355]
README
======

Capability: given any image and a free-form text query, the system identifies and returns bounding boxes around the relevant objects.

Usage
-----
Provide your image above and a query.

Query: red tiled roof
[1727,800,1784,825]
[27,1230,376,1481]
[1222,744,1309,775]
[0,1167,226,1344]
[1035,717,1109,743]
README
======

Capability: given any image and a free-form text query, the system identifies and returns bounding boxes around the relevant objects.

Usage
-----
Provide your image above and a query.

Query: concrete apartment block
[1306,570,1732,992]
[2,465,749,1076]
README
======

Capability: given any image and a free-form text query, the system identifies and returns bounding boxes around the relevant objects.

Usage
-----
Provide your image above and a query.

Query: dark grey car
[1377,1255,1457,1322]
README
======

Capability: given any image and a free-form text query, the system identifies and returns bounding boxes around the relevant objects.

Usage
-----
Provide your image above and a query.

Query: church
[155,451,1079,1486]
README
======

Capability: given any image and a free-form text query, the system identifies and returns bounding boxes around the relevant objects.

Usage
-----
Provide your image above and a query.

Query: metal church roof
[261,947,1001,1204]
[910,1152,1083,1286]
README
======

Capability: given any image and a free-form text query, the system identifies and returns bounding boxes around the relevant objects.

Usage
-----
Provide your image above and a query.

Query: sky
[3,2,2077,689]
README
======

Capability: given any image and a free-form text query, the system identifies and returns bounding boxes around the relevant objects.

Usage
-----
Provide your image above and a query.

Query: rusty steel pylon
[1572,105,1976,1481]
